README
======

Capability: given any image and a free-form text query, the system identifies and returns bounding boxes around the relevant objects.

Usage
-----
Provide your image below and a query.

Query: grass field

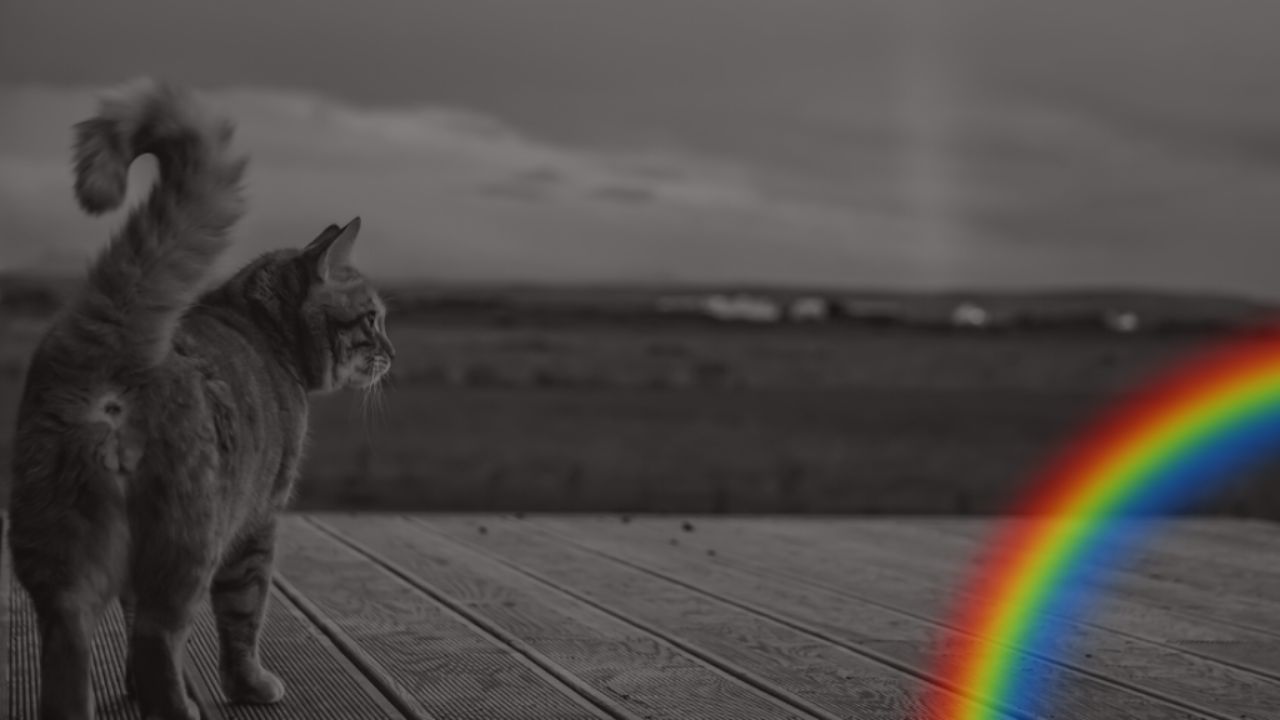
[3,284,1279,516]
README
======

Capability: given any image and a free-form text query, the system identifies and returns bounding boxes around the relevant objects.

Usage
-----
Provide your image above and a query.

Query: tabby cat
[7,79,394,720]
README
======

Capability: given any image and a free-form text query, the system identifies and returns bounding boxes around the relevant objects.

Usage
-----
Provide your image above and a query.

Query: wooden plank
[1160,519,1280,551]
[652,516,1280,709]
[689,517,1280,675]
[534,516,1263,720]
[419,515,1084,720]
[1143,521,1280,579]
[300,519,642,720]
[9,511,1274,720]
[273,573,428,720]
[1092,523,1280,599]
[892,519,1280,632]
[912,518,1280,656]
[313,513,819,720]
[924,519,1280,606]
[274,516,606,720]
[802,518,1280,671]
[776,518,1280,636]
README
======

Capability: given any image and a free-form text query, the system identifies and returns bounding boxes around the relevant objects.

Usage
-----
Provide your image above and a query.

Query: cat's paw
[223,667,285,705]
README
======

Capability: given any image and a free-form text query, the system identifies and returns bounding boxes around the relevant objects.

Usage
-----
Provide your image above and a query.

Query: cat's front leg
[211,519,286,705]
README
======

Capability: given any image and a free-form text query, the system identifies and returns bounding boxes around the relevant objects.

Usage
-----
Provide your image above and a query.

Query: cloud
[589,185,658,207]
[479,166,565,203]
[0,81,926,287]
[5,79,1280,297]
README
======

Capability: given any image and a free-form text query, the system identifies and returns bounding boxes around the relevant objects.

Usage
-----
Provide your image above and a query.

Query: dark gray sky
[3,0,1280,295]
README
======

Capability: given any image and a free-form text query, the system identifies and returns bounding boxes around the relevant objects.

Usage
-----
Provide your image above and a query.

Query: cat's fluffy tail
[67,78,248,369]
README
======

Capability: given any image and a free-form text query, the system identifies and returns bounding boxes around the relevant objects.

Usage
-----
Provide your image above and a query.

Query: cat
[7,79,394,720]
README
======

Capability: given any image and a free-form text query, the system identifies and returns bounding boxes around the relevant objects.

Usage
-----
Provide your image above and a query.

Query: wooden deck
[4,515,1280,719]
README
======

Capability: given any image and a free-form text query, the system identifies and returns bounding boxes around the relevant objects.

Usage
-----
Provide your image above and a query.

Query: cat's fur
[7,79,394,720]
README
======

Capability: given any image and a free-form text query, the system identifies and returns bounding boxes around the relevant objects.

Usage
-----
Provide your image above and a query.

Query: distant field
[4,302,1279,516]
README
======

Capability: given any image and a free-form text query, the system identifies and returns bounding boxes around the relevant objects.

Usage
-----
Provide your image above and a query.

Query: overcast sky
[3,1,1280,296]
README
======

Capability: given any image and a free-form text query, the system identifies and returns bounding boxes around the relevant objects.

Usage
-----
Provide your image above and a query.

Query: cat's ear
[305,217,361,283]
[306,224,342,250]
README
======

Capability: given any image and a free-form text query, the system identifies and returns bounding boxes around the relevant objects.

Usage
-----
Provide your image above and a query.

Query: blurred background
[3,0,1280,515]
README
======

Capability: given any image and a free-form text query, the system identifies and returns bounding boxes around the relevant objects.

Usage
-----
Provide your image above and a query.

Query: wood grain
[186,588,405,720]
[1160,519,1280,552]
[419,516,1015,720]
[923,519,1280,606]
[663,517,1280,678]
[273,516,605,720]
[533,516,1244,720]
[314,513,811,720]
[6,514,1277,720]
[756,517,1280,635]
[890,519,1280,633]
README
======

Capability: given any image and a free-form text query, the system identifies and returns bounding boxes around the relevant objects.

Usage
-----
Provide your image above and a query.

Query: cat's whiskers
[362,364,392,435]
[359,382,375,443]
[371,374,389,433]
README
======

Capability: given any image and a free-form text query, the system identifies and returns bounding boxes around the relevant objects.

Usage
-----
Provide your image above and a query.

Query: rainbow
[925,328,1280,719]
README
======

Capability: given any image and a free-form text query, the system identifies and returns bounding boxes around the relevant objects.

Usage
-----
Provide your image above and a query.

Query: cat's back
[164,306,310,494]
[173,305,305,421]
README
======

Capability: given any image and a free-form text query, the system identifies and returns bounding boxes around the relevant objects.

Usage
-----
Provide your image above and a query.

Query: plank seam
[304,516,636,720]
[272,573,433,720]
[528,520,1232,720]
[266,582,415,720]
[406,516,904,720]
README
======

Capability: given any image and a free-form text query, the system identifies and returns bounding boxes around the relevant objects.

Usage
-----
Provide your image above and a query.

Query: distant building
[1105,310,1141,333]
[705,294,782,323]
[951,302,989,328]
[787,296,830,322]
